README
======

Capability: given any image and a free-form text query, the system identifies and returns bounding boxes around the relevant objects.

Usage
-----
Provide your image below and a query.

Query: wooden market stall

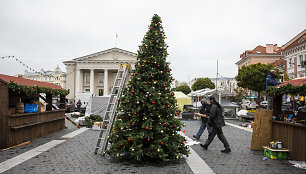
[268,77,306,161]
[0,74,69,149]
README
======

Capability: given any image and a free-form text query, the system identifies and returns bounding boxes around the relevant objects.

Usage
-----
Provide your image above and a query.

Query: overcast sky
[0,0,305,82]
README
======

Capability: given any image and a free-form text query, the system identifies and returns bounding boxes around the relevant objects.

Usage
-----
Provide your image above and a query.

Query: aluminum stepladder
[94,65,130,155]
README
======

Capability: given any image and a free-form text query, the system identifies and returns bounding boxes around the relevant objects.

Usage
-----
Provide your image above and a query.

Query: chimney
[266,44,274,53]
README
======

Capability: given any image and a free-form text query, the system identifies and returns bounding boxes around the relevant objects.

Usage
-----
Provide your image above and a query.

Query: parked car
[282,102,291,110]
[260,101,268,109]
[241,101,258,110]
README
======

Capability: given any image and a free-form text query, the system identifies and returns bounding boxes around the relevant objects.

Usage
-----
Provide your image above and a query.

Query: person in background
[76,99,81,112]
[193,99,211,140]
[200,96,231,153]
[266,69,282,110]
[266,69,281,89]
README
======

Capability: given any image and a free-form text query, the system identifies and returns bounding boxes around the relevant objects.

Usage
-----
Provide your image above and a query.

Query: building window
[45,77,47,81]
[299,55,304,66]
[85,89,90,93]
[41,77,43,81]
[84,73,90,83]
[98,73,104,83]
[289,58,292,67]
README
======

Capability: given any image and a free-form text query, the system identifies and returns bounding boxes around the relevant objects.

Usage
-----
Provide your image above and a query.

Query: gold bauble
[147,92,149,94]
[157,148,160,152]
[132,148,135,152]
[158,93,161,95]
[160,130,163,133]
[155,24,157,26]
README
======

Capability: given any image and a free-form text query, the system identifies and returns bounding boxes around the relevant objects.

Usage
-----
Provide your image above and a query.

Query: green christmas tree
[108,14,189,162]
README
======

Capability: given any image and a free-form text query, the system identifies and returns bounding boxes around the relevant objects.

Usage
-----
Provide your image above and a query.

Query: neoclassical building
[23,66,66,89]
[63,48,137,100]
[282,29,306,79]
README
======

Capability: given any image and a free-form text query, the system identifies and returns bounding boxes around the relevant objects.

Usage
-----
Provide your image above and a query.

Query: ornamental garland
[266,83,306,96]
[7,81,69,96]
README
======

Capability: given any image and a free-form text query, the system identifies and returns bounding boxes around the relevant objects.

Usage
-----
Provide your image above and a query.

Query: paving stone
[183,119,306,174]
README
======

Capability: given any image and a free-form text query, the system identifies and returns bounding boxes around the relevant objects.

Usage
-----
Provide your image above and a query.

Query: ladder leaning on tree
[94,64,131,155]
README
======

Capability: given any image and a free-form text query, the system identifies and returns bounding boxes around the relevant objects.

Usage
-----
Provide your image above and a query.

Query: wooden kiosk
[251,78,306,162]
[0,74,69,149]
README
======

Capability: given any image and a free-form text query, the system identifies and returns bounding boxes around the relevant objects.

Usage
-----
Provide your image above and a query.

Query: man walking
[200,96,231,153]
[193,99,211,140]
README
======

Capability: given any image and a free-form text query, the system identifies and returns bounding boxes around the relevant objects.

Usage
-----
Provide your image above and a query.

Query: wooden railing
[272,120,306,162]
[1,110,65,148]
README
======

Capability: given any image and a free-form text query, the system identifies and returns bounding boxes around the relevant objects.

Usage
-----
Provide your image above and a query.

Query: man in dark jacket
[266,70,281,90]
[193,99,211,140]
[200,96,231,153]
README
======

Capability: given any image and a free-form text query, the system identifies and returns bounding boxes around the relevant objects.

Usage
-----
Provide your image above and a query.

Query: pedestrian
[77,99,82,112]
[193,99,211,140]
[200,96,231,153]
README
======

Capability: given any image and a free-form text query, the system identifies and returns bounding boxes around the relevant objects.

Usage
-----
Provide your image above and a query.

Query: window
[299,55,304,65]
[98,73,104,83]
[49,77,51,81]
[289,58,292,67]
[41,77,43,81]
[85,89,90,93]
[45,77,47,81]
[84,73,90,83]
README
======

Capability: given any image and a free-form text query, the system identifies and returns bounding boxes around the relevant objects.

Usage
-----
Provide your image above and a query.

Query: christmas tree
[108,14,189,162]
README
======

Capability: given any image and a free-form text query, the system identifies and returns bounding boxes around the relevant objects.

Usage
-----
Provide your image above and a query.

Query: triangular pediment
[73,48,137,62]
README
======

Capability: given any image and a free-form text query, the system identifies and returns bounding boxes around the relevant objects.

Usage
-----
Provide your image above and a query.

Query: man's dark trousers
[205,126,230,150]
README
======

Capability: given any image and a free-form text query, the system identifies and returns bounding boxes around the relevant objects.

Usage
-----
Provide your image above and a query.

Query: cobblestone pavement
[1,119,193,174]
[183,119,305,174]
[0,118,78,163]
[1,117,305,174]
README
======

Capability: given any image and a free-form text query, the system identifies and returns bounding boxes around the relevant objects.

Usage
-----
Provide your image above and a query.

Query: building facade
[189,77,237,93]
[63,48,137,100]
[23,66,66,89]
[236,44,283,69]
[282,29,306,79]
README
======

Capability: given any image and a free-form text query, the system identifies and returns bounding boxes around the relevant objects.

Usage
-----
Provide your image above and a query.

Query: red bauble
[152,101,155,104]
[168,69,171,72]
[134,112,136,115]
[148,61,150,63]
[182,142,184,144]
[110,146,113,149]
[120,143,123,146]
[160,33,162,35]
[146,127,149,130]
[164,123,167,125]
[118,99,120,101]
[173,125,177,128]
[171,93,174,96]
[144,82,147,84]
[147,138,150,141]
[150,27,152,29]
[153,73,155,75]
[167,105,170,108]
[145,52,147,54]
[161,142,164,145]
[132,123,135,126]
[132,90,135,93]
[157,65,160,67]
[150,42,152,43]
[128,139,131,142]
[175,113,178,116]
[121,116,123,119]
[135,73,137,75]
[163,84,166,87]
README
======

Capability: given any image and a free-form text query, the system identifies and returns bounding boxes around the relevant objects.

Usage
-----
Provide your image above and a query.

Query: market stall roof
[0,74,65,90]
[188,88,234,97]
[277,77,306,87]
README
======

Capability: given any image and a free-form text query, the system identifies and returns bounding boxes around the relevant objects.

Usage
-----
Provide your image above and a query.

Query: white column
[90,69,95,95]
[103,69,108,96]
[75,69,81,93]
